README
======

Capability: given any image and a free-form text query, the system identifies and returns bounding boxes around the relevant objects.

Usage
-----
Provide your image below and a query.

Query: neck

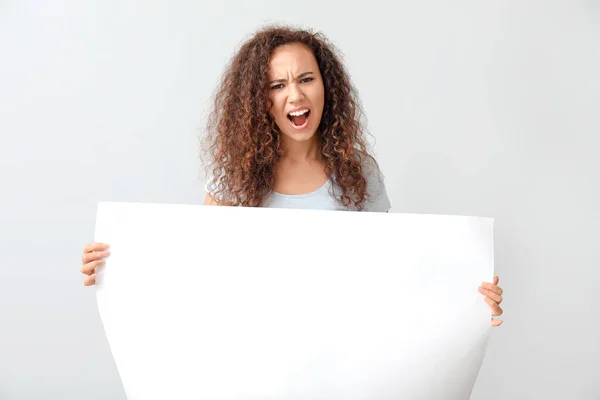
[280,136,321,164]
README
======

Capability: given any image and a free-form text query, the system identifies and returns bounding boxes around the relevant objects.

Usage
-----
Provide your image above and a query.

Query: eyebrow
[269,72,314,85]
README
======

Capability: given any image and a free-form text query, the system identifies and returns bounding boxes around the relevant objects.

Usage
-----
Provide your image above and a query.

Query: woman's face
[267,43,325,145]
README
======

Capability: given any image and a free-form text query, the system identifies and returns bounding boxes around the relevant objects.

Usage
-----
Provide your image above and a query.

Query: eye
[270,84,284,90]
[300,77,313,83]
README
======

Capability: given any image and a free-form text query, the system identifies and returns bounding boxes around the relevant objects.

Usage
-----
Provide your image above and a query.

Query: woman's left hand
[479,276,504,326]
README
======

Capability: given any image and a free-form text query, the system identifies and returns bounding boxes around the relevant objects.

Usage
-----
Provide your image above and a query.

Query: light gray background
[1,0,598,399]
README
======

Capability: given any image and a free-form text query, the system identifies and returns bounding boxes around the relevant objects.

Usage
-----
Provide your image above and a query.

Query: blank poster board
[94,202,494,399]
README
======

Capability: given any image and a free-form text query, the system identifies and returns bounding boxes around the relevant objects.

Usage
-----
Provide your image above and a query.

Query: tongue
[291,114,307,126]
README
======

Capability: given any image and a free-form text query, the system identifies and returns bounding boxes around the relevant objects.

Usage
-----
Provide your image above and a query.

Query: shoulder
[362,156,391,212]
[204,170,228,204]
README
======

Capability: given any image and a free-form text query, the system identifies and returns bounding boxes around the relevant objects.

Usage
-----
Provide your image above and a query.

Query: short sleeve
[362,157,392,212]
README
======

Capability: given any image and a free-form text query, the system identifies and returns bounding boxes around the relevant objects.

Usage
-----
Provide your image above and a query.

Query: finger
[83,274,96,286]
[491,318,503,327]
[81,259,105,275]
[82,250,110,264]
[84,243,109,253]
[479,287,502,304]
[481,280,503,295]
[479,283,503,298]
[493,276,499,285]
[484,295,503,316]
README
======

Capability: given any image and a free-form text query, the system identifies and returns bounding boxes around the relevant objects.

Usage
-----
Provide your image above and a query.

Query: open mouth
[287,109,310,129]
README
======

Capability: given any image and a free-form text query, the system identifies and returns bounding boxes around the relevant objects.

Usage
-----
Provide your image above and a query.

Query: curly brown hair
[200,24,381,210]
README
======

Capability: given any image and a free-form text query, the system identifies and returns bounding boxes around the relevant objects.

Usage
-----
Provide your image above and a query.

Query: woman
[80,24,504,326]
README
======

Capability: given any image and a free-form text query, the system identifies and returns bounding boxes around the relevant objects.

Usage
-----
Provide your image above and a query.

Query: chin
[280,129,318,142]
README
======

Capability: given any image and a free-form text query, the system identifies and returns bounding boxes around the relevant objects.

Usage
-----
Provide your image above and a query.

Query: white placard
[94,202,493,399]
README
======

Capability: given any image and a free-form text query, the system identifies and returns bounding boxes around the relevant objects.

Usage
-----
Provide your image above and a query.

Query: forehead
[268,43,319,77]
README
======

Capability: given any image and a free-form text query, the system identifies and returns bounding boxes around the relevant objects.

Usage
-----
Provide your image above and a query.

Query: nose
[287,83,304,103]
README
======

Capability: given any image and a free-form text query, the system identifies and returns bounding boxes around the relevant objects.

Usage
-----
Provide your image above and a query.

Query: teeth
[288,109,309,117]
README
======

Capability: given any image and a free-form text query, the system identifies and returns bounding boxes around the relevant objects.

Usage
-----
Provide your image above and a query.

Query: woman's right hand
[81,242,110,286]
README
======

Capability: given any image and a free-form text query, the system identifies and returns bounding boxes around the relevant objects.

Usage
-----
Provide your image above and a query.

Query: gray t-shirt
[205,161,391,212]
[262,175,390,212]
